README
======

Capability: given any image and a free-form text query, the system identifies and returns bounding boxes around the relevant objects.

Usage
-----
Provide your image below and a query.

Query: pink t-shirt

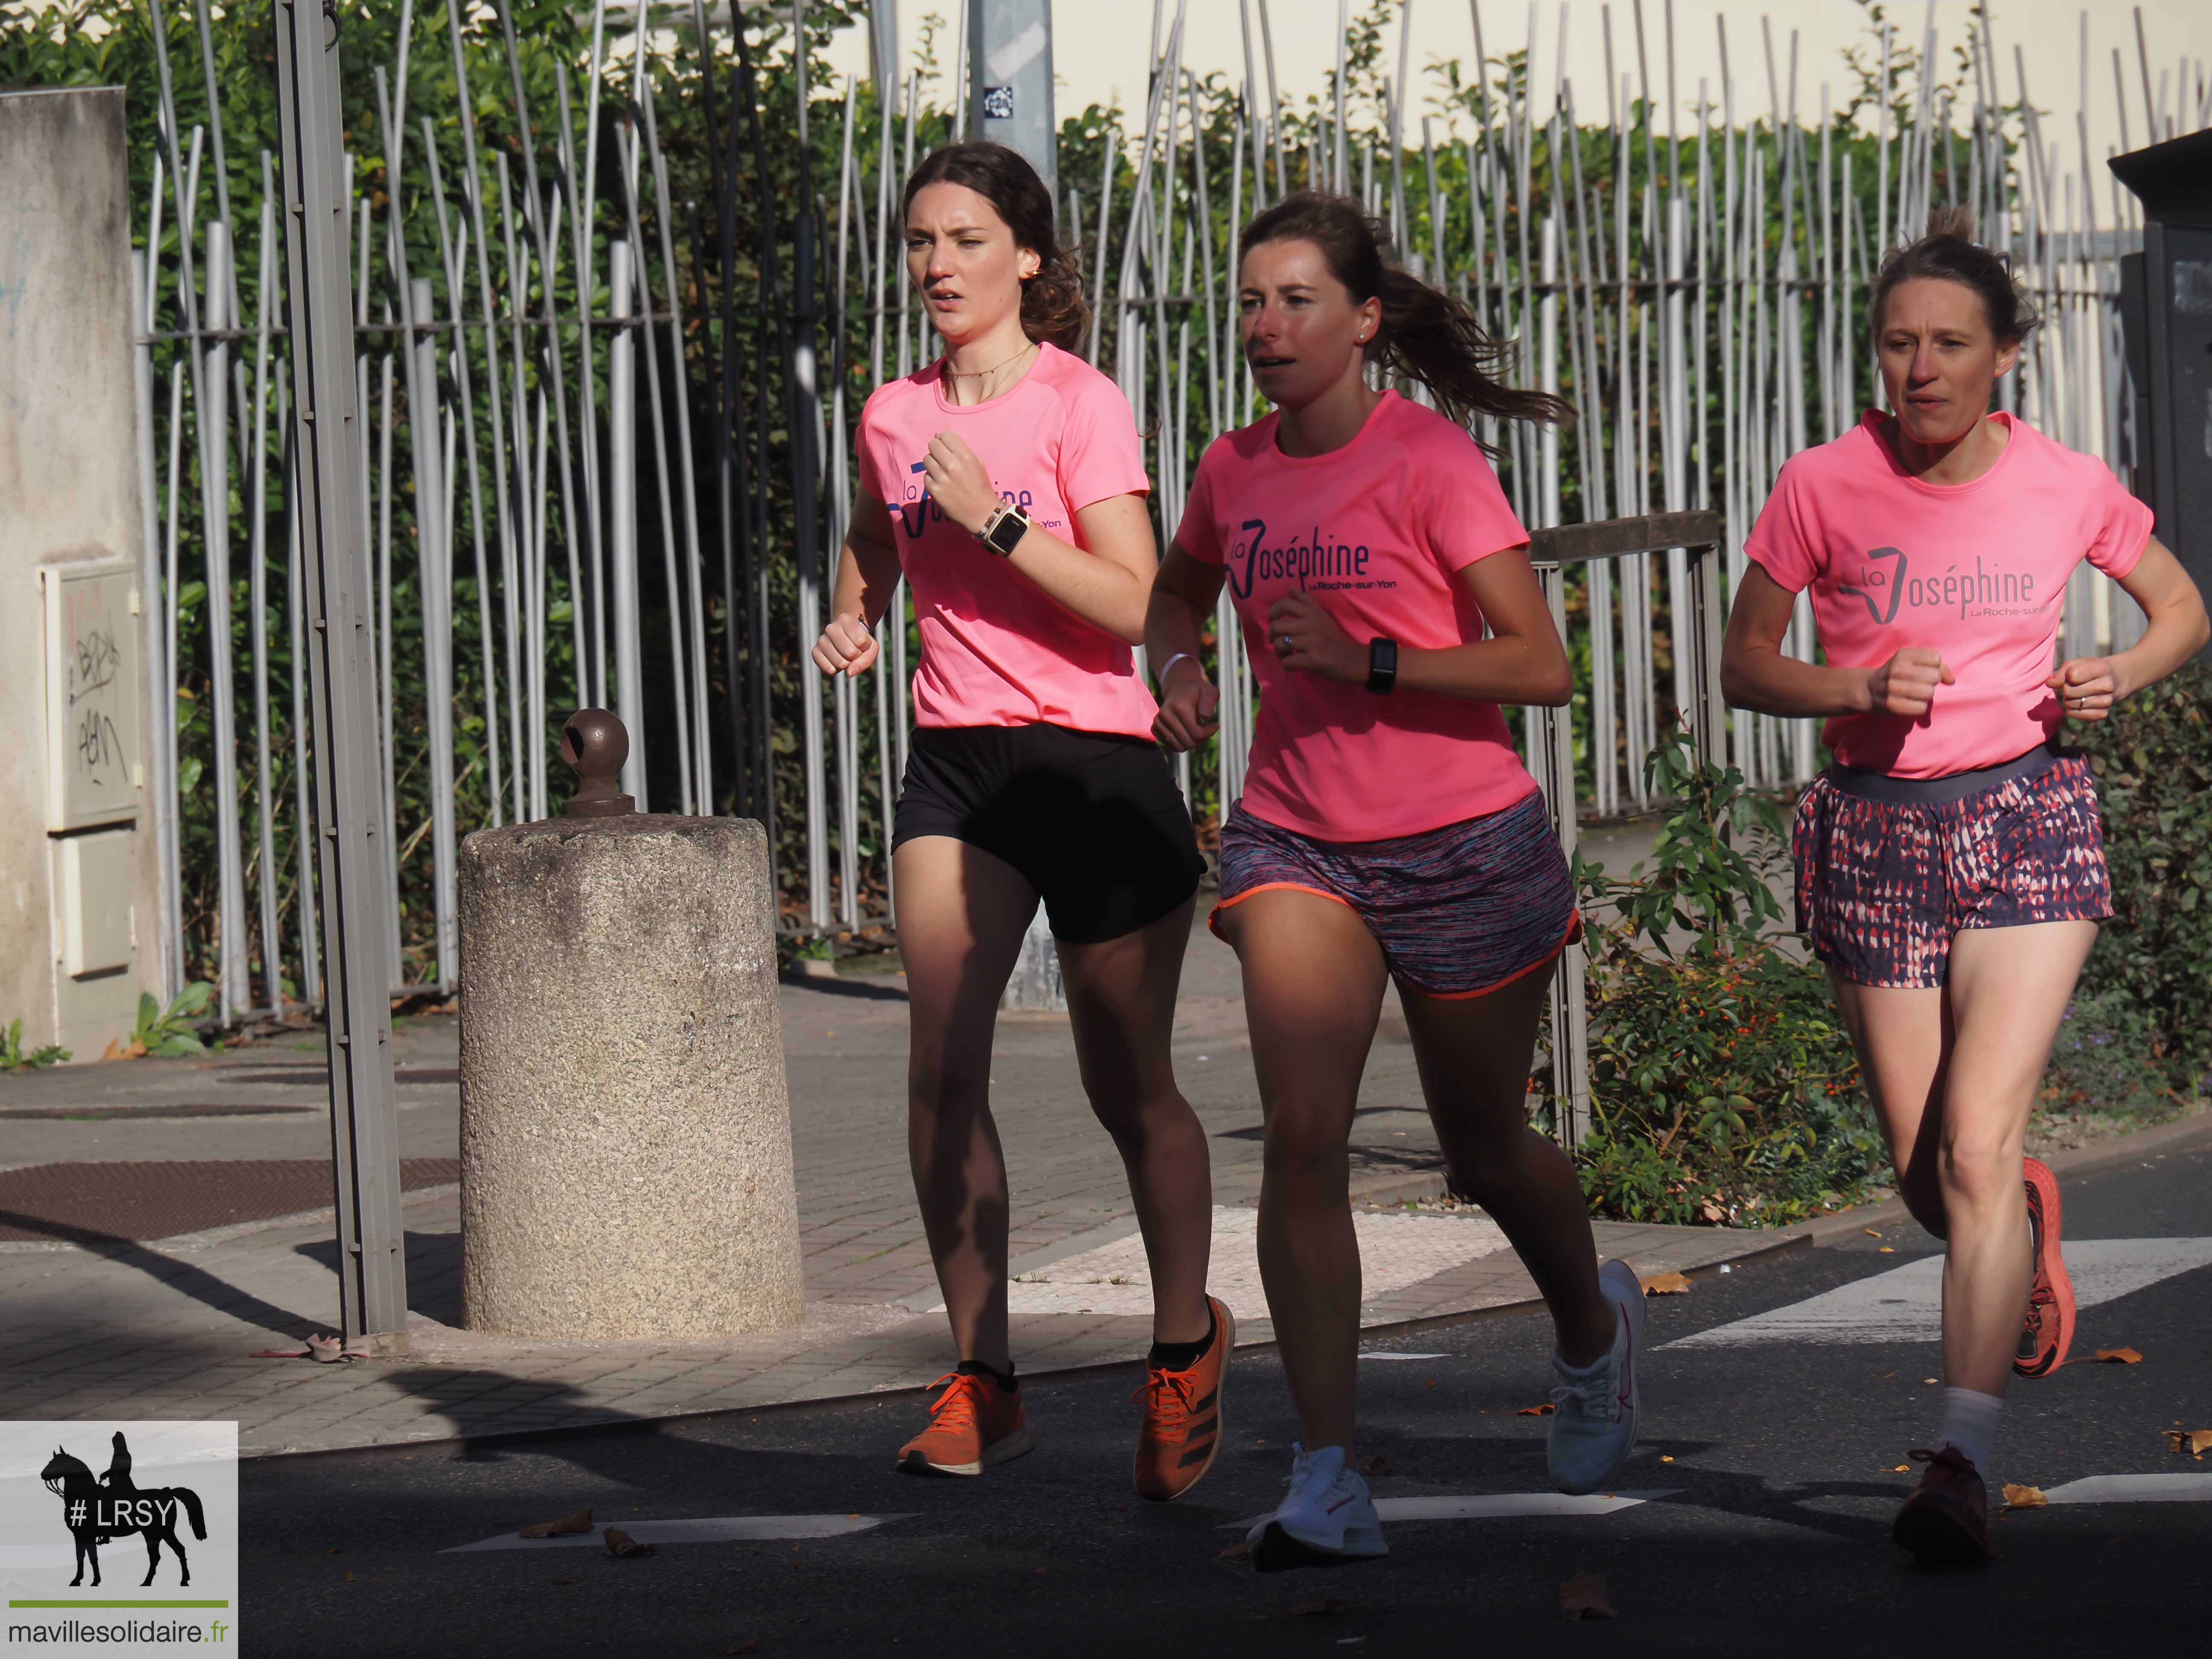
[1745,411,2153,777]
[854,341,1156,737]
[1176,390,1539,841]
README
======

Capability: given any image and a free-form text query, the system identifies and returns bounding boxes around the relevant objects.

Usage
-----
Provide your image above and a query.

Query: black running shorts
[892,723,1206,945]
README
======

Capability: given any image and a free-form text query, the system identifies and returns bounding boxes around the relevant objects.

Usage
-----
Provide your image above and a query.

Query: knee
[908,1037,990,1112]
[1088,1083,1196,1152]
[1936,1131,2022,1213]
[1263,1113,1349,1198]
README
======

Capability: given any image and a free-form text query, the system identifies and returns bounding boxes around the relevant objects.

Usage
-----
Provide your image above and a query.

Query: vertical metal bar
[273,0,406,1342]
[446,0,525,823]
[282,370,320,1008]
[201,221,250,1019]
[249,182,283,1013]
[410,276,457,989]
[608,245,646,808]
[132,251,180,1007]
[1530,564,1589,1146]
[641,79,714,810]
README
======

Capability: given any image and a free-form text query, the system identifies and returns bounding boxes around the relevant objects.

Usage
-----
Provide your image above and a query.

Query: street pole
[273,0,409,1345]
[968,0,1066,1011]
[970,0,1056,204]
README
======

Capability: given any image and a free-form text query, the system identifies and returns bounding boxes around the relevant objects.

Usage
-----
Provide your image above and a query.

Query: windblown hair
[1870,205,2041,342]
[902,142,1089,354]
[1239,192,1571,450]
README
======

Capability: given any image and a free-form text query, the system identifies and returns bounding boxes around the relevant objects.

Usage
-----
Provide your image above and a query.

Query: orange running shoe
[1132,1296,1235,1502]
[2016,1156,2075,1378]
[896,1370,1035,1477]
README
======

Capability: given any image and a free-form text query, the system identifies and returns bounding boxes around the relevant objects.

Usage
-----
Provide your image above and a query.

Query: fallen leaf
[2095,1347,2143,1364]
[1218,1540,1250,1563]
[2165,1429,2212,1458]
[1291,1598,1348,1617]
[1659,1455,1675,1463]
[1516,1403,1556,1417]
[2002,1484,2048,1510]
[1894,1464,1911,1472]
[1863,1228,1883,1237]
[1924,1378,1939,1385]
[344,1572,355,1582]
[1639,1271,1691,1296]
[1557,1571,1617,1620]
[1424,1380,1436,1389]
[604,1527,656,1558]
[1878,1246,1896,1254]
[1358,1455,1392,1477]
[519,1509,593,1540]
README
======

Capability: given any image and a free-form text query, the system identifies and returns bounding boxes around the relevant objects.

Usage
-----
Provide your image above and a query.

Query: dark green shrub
[1570,731,1885,1225]
[2074,662,2212,1096]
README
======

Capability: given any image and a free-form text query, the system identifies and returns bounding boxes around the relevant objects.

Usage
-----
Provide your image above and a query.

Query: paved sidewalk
[2,890,1808,1458]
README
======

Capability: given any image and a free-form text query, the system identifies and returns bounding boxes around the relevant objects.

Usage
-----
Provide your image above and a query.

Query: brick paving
[0,886,1813,1458]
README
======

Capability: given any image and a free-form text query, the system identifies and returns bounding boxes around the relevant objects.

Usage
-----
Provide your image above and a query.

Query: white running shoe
[1246,1443,1388,1572]
[1547,1258,1646,1496]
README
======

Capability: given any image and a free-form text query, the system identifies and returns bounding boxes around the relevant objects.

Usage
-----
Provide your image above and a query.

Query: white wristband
[1157,651,1196,688]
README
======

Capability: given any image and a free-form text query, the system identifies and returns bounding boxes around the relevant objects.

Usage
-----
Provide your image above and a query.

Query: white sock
[1937,1387,2003,1477]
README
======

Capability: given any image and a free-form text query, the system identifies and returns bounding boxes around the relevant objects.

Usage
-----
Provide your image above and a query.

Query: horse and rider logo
[38,1431,208,1588]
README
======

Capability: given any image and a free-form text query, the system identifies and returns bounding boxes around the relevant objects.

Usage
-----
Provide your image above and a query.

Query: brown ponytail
[902,141,1090,355]
[1240,192,1572,450]
[1870,205,2040,343]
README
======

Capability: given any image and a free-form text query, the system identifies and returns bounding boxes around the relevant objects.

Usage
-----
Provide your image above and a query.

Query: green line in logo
[8,1599,230,1608]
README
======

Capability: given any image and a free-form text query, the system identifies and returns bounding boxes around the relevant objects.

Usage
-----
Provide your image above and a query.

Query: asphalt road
[242,1137,2212,1658]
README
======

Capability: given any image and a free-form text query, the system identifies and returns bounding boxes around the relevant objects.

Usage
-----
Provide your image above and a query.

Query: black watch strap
[979,502,1030,557]
[1366,636,1399,693]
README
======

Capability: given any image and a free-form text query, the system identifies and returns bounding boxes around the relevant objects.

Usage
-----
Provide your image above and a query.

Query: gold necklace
[942,340,1037,400]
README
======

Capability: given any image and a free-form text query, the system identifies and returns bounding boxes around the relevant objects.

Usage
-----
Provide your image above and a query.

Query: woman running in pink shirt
[812,143,1229,1498]
[1723,207,2207,1565]
[1150,194,1647,1572]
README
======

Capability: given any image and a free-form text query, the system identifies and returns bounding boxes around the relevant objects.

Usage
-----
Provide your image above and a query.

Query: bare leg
[1935,921,2097,1395]
[1058,899,1214,1348]
[893,836,1036,1374]
[1216,890,1388,1457]
[1399,969,1614,1365]
[1827,976,1952,1238]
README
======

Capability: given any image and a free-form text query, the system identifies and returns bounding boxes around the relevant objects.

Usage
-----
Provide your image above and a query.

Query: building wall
[0,87,163,1061]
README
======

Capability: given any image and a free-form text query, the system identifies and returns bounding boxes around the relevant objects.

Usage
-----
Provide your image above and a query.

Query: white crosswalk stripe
[1222,1490,1677,1530]
[2041,1475,2212,1504]
[444,1513,914,1552]
[923,1205,1511,1317]
[1662,1238,2212,1348]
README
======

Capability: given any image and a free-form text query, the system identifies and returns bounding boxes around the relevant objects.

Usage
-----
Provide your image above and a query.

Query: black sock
[955,1359,1016,1393]
[1148,1304,1217,1372]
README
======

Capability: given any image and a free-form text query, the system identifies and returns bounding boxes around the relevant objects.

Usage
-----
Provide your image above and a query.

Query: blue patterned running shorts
[1212,786,1581,999]
[1793,746,2112,989]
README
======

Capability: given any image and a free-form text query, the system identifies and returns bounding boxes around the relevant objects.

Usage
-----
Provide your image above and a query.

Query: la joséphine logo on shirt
[1837,547,2045,625]
[1227,517,1399,600]
[894,460,1063,541]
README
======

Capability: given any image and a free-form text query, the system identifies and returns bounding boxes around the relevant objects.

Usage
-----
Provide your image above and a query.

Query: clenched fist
[1863,647,1954,719]
[811,610,879,678]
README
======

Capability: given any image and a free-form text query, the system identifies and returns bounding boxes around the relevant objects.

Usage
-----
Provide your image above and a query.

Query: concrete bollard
[456,710,804,1339]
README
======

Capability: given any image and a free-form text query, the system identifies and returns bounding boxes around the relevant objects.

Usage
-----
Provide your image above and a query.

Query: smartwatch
[977,501,1031,557]
[1366,636,1399,693]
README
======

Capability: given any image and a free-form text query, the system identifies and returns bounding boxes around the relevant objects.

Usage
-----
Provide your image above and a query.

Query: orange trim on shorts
[1206,880,1355,941]
[1400,907,1586,1002]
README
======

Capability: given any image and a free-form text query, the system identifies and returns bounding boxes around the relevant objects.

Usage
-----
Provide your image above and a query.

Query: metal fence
[108,0,2192,1022]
